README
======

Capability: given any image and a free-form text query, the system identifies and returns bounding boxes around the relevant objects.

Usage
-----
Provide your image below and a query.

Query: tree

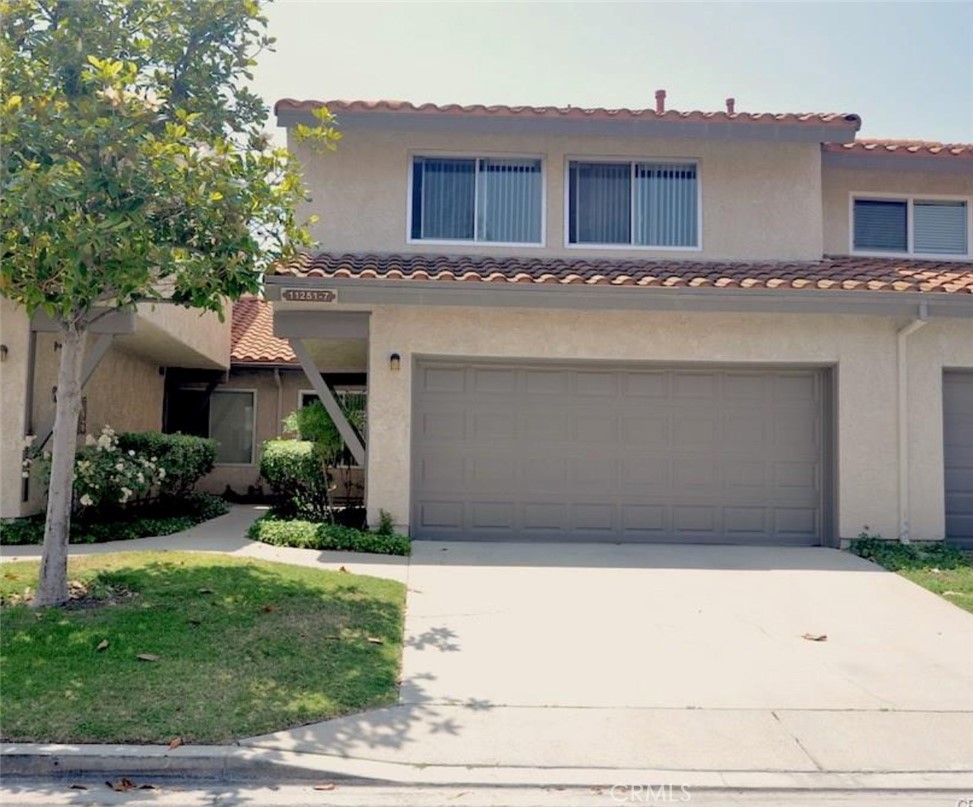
[0,0,338,607]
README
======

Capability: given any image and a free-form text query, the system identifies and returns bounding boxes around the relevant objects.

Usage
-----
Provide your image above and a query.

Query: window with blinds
[411,156,542,244]
[568,160,699,248]
[853,197,969,256]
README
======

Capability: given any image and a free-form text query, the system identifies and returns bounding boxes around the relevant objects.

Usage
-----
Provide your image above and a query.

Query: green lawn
[0,552,405,743]
[850,538,973,613]
[898,563,973,613]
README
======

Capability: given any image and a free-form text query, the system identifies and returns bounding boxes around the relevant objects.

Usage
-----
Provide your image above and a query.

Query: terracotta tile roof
[231,297,295,365]
[272,253,973,295]
[824,139,973,158]
[275,98,862,130]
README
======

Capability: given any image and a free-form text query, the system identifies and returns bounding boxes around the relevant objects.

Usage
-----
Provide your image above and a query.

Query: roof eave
[822,150,973,175]
[276,107,860,144]
[263,274,971,318]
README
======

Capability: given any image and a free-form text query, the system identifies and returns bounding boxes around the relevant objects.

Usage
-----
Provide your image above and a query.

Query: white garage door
[412,361,830,544]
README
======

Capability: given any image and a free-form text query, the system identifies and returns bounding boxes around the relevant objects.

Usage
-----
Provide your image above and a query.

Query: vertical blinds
[914,201,968,255]
[569,161,698,247]
[854,198,968,255]
[412,157,541,243]
[853,199,908,252]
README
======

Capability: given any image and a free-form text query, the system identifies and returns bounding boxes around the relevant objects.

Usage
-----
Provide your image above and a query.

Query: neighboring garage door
[412,361,830,544]
[944,371,973,547]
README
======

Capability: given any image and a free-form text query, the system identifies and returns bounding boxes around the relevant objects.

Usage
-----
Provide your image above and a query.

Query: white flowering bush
[72,426,165,513]
[22,426,217,518]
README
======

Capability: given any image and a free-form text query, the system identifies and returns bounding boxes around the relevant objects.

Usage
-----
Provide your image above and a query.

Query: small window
[568,160,698,248]
[411,156,542,244]
[853,197,969,256]
[209,390,255,465]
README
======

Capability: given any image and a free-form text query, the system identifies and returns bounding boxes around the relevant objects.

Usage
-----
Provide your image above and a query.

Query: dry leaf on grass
[261,604,275,613]
[338,566,349,573]
[137,653,161,662]
[95,639,109,652]
[366,637,383,645]
[168,737,183,750]
[801,633,828,642]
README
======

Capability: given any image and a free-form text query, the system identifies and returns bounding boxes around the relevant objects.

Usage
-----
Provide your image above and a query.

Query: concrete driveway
[402,542,972,712]
[246,541,973,780]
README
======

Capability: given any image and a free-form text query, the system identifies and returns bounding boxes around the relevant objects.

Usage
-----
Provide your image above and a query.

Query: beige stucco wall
[292,129,824,261]
[121,303,230,370]
[822,165,973,256]
[360,304,973,542]
[0,300,31,519]
[198,367,365,500]
[1,334,165,518]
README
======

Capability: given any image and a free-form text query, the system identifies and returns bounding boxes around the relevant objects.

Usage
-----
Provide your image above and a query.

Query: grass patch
[850,536,973,613]
[0,551,405,743]
[0,493,228,546]
[248,512,411,556]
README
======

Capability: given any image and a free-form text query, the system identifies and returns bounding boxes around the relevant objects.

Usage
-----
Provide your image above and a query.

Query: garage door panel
[423,366,466,393]
[623,372,669,397]
[413,363,827,544]
[471,502,516,530]
[575,372,618,396]
[471,368,516,395]
[621,504,667,532]
[620,415,669,446]
[945,372,973,546]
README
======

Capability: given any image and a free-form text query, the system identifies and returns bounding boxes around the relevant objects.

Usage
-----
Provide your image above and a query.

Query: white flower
[85,434,97,447]
[115,462,125,471]
[21,471,29,478]
[150,456,157,463]
[80,494,93,507]
[136,473,144,483]
[22,434,36,448]
[158,468,166,479]
[128,450,135,457]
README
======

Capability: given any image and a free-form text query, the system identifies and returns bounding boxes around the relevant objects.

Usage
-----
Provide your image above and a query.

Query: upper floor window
[853,196,969,257]
[568,160,699,248]
[410,156,542,244]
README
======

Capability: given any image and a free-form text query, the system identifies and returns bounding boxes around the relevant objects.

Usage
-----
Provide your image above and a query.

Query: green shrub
[247,514,411,556]
[259,440,330,521]
[375,509,396,536]
[117,432,217,495]
[0,493,228,546]
[850,533,968,571]
[0,518,44,545]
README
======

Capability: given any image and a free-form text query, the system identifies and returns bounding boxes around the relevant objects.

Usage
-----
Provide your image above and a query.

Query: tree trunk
[33,324,86,609]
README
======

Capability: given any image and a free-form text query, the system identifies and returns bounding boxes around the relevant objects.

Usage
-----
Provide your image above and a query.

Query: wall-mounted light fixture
[389,353,401,372]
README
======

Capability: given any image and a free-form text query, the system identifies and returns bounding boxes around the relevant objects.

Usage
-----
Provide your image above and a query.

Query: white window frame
[406,150,547,248]
[848,191,973,260]
[298,387,367,468]
[563,155,703,252]
[210,388,257,467]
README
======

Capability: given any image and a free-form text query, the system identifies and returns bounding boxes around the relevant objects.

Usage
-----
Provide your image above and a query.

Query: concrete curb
[3,744,971,792]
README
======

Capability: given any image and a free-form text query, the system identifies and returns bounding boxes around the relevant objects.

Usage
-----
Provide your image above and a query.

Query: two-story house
[260,96,972,548]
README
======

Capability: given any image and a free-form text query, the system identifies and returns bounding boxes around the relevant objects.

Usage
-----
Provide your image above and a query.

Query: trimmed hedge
[259,440,331,521]
[247,514,411,556]
[0,493,228,546]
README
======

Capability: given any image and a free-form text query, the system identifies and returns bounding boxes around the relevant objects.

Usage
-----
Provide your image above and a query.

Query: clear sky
[251,1,973,144]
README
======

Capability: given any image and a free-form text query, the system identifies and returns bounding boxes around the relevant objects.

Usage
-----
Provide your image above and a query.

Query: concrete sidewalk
[0,505,408,583]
